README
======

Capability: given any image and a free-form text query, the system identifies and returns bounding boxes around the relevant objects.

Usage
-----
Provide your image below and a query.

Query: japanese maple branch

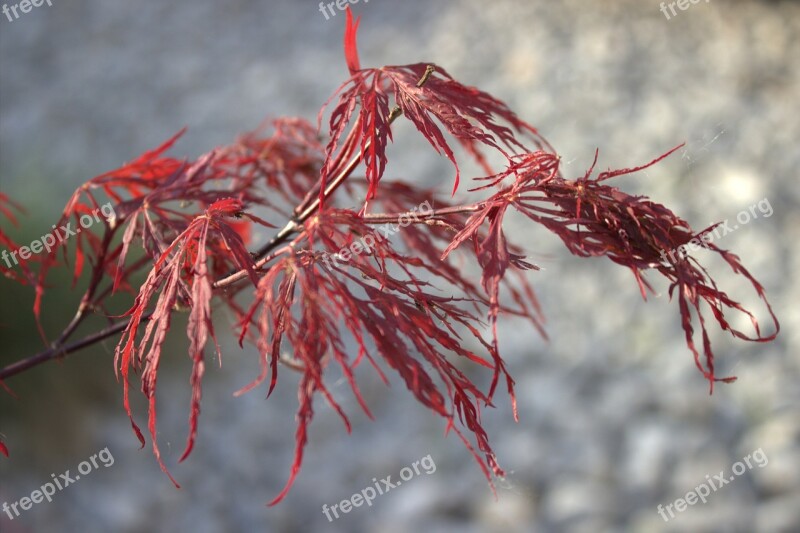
[1,66,439,381]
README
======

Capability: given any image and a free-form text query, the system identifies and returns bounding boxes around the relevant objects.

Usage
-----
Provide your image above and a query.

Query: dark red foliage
[448,147,779,392]
[0,192,35,285]
[319,9,550,205]
[0,192,33,458]
[114,197,265,485]
[0,6,778,501]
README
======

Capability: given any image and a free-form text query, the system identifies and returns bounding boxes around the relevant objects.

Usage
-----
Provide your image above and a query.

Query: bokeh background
[1,1,799,532]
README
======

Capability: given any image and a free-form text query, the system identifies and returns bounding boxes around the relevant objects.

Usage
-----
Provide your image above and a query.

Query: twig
[0,312,151,381]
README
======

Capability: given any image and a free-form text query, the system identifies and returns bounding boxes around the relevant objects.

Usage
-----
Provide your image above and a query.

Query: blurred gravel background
[1,1,799,532]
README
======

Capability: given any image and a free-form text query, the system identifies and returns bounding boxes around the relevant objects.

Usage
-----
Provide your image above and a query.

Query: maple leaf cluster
[0,8,777,502]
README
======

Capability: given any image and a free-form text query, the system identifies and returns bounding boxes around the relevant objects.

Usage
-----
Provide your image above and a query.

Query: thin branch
[360,203,485,225]
[213,244,294,289]
[54,226,117,346]
[0,311,152,381]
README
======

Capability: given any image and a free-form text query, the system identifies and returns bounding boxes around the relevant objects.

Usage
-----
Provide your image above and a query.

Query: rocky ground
[1,1,799,532]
